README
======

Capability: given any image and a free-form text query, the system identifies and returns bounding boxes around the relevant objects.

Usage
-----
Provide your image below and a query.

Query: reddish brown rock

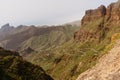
[74,30,97,42]
[106,1,120,23]
[81,0,120,25]
[81,5,106,25]
[74,0,120,42]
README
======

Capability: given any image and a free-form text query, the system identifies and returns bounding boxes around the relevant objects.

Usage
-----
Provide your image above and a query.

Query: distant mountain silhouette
[0,23,80,56]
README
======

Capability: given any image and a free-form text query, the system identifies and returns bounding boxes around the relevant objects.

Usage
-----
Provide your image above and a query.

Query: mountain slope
[75,0,120,80]
[1,0,120,80]
[0,47,53,80]
[0,24,79,54]
[76,34,120,80]
[25,0,120,80]
[20,25,79,52]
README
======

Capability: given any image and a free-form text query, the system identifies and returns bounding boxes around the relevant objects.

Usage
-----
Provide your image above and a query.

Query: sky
[0,0,118,27]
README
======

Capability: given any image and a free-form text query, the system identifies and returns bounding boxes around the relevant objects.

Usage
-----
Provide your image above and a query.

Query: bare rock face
[81,0,120,25]
[74,29,99,42]
[106,1,120,23]
[76,39,120,80]
[75,5,107,42]
[0,23,14,32]
[81,5,106,25]
[74,0,120,42]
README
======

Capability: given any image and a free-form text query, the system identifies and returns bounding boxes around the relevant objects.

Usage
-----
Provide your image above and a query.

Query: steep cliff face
[81,5,106,25]
[82,0,120,25]
[106,1,120,23]
[74,0,120,42]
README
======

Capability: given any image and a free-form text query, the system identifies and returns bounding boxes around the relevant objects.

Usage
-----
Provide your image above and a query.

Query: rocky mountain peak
[106,1,120,23]
[81,0,120,26]
[74,0,120,42]
[0,23,14,32]
[1,23,14,31]
[1,23,10,29]
[81,5,106,25]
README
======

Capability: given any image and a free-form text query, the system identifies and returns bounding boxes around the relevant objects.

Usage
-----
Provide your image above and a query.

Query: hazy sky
[0,0,117,27]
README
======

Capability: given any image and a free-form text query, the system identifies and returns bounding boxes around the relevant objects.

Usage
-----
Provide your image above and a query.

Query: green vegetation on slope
[26,40,105,80]
[25,17,120,80]
[20,25,79,53]
[0,47,53,80]
[1,1,120,80]
[0,24,80,55]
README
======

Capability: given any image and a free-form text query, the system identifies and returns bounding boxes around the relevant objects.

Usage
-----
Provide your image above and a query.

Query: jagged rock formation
[0,23,14,32]
[74,0,120,42]
[0,23,14,40]
[107,0,120,23]
[81,5,106,25]
[81,0,120,25]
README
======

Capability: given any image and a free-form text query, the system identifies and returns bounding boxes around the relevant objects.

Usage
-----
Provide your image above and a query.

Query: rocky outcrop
[81,5,106,25]
[74,0,120,42]
[74,22,109,42]
[74,29,98,42]
[76,38,120,80]
[106,1,120,23]
[0,23,14,32]
[81,0,120,25]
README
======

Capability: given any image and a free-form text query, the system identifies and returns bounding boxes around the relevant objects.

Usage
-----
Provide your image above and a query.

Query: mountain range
[1,0,120,80]
[0,23,80,55]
